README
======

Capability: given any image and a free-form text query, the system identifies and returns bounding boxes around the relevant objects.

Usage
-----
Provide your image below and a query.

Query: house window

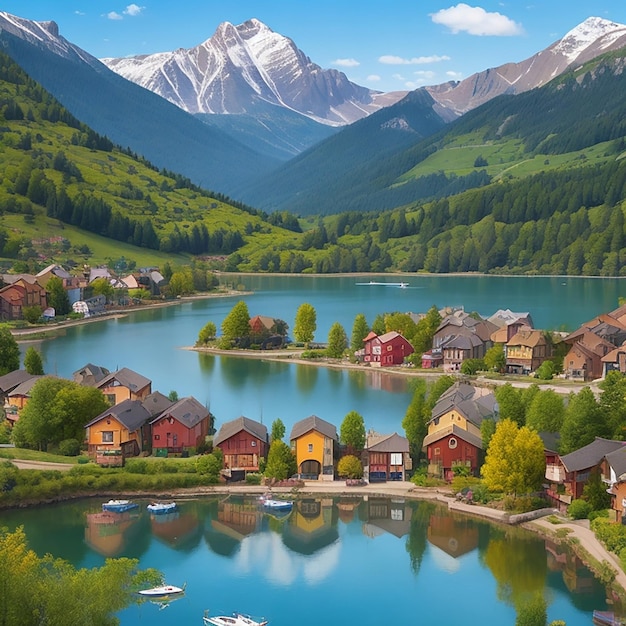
[434,447,440,455]
[449,437,458,449]
[387,345,392,351]
[251,441,257,447]
[102,431,113,443]
[154,434,160,441]
[308,443,313,453]
[390,453,402,465]
[106,394,116,404]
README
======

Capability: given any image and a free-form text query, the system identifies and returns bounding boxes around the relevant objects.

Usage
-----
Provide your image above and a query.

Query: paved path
[9,459,74,471]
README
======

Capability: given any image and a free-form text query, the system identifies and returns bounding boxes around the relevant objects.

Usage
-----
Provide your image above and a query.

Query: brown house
[505,330,551,374]
[562,331,614,381]
[362,331,414,367]
[603,446,626,522]
[0,278,48,320]
[364,432,410,482]
[214,416,268,479]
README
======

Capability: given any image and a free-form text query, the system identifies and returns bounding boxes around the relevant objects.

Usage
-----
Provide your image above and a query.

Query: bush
[124,458,149,474]
[58,439,81,456]
[568,498,591,520]
[246,473,262,485]
[337,455,363,479]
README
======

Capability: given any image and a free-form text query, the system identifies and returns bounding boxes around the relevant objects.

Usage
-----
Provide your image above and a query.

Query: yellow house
[94,367,152,404]
[289,415,338,481]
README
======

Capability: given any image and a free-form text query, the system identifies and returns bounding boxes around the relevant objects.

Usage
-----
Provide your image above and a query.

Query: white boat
[258,495,293,511]
[203,610,268,626]
[138,584,185,598]
[147,501,177,514]
[102,499,138,513]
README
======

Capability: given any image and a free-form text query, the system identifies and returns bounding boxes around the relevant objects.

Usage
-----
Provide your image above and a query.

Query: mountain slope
[102,18,406,127]
[0,11,278,196]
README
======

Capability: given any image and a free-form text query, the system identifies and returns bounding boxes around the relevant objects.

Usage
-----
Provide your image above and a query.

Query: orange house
[290,415,338,481]
[94,367,152,404]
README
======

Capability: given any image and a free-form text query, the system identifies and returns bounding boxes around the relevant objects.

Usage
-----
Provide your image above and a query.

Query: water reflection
[295,364,318,395]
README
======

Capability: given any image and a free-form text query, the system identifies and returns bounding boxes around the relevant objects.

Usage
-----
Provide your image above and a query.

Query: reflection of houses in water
[208,498,263,550]
[84,510,140,557]
[362,498,410,538]
[545,538,600,595]
[337,497,361,524]
[426,511,479,558]
[282,498,338,555]
[361,370,408,393]
[150,508,202,550]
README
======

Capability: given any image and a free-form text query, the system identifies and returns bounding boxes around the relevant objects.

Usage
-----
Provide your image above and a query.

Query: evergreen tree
[23,346,44,375]
[560,387,608,454]
[294,303,316,346]
[525,389,565,432]
[402,379,428,463]
[0,324,20,375]
[220,301,250,347]
[350,313,369,353]
[264,439,296,480]
[339,411,366,453]
[326,322,347,358]
[46,276,70,316]
[270,418,286,443]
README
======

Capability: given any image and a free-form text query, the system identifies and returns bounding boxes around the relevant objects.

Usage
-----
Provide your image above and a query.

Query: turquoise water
[30,274,625,436]
[0,496,610,625]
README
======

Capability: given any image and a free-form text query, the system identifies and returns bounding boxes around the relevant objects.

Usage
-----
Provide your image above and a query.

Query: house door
[299,460,321,477]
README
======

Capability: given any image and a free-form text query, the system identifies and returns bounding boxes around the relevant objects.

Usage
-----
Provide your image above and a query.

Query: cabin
[214,416,269,479]
[94,367,152,404]
[363,432,410,482]
[290,415,338,481]
[362,331,414,367]
[150,396,213,456]
[505,330,552,375]
[561,330,614,381]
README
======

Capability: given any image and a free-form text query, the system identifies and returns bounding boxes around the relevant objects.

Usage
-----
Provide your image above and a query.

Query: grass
[0,447,83,464]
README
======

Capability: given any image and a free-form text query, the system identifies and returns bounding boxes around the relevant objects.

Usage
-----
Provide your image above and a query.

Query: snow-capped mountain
[101,18,406,126]
[426,16,626,117]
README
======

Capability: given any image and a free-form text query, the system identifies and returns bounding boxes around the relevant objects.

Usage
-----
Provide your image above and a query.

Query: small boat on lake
[258,494,293,511]
[203,610,268,626]
[147,501,177,514]
[138,584,185,598]
[593,610,626,625]
[101,499,138,513]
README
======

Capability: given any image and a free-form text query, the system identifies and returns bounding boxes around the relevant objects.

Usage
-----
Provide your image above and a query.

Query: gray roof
[0,369,36,394]
[290,415,337,441]
[150,396,210,428]
[86,399,150,432]
[141,391,174,417]
[73,363,111,386]
[605,446,626,480]
[97,367,151,392]
[538,431,560,453]
[366,432,409,453]
[430,382,497,427]
[440,333,483,350]
[214,416,268,446]
[560,437,626,473]
[422,424,483,450]
[8,375,49,397]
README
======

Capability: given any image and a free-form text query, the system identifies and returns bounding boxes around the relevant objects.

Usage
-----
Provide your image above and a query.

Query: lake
[0,495,612,626]
[30,274,625,436]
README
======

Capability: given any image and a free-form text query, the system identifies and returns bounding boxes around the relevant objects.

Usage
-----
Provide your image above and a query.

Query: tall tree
[327,322,348,358]
[0,324,19,375]
[402,379,428,463]
[293,303,316,346]
[220,301,250,346]
[525,389,565,432]
[560,387,608,454]
[350,313,369,353]
[340,411,366,453]
[270,418,286,443]
[46,275,70,315]
[264,439,297,480]
[495,383,525,426]
[23,346,44,375]
[599,371,626,439]
[412,305,441,354]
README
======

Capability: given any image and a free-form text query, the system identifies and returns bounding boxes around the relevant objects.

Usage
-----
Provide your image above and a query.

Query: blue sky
[3,1,626,92]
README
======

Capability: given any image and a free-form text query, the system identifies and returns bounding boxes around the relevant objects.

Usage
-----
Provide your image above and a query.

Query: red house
[214,416,268,480]
[362,331,414,367]
[150,396,213,455]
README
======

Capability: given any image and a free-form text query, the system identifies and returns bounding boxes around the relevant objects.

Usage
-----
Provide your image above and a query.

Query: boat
[147,501,177,514]
[138,584,185,598]
[101,499,138,513]
[203,610,268,626]
[593,610,626,625]
[258,494,293,511]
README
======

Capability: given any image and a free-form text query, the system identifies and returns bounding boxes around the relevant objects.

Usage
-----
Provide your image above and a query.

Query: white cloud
[446,70,464,79]
[413,70,436,79]
[366,74,381,82]
[106,11,123,20]
[392,73,406,81]
[332,58,360,67]
[379,54,450,65]
[74,10,85,16]
[124,4,145,17]
[431,3,524,36]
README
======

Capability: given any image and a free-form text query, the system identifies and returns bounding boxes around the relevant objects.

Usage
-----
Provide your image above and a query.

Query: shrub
[568,498,592,520]
[58,439,81,456]
[77,456,90,464]
[124,458,149,474]
[337,455,363,479]
[246,473,262,485]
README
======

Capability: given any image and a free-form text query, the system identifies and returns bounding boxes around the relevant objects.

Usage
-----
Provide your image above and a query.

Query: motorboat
[203,610,268,626]
[138,584,185,598]
[147,501,177,514]
[258,494,293,511]
[593,611,626,625]
[101,499,138,513]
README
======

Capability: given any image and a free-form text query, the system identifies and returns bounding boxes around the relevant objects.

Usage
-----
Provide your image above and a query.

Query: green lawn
[0,447,83,464]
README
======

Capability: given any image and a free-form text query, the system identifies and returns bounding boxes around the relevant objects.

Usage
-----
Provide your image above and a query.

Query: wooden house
[150,396,213,456]
[562,331,614,381]
[290,415,338,481]
[362,331,414,367]
[487,309,534,344]
[0,277,48,321]
[214,416,269,479]
[602,446,626,523]
[505,330,551,375]
[601,342,626,377]
[364,431,410,482]
[94,367,152,404]
[1,372,45,424]
[423,382,497,481]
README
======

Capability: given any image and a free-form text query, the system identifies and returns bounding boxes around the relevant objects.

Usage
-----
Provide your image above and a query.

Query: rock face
[101,18,406,126]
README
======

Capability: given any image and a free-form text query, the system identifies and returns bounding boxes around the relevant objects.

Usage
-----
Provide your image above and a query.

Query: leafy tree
[23,346,44,375]
[482,419,545,497]
[21,305,42,324]
[46,275,70,315]
[515,594,547,626]
[12,378,109,450]
[0,324,20,375]
[484,344,506,372]
[425,375,456,415]
[495,383,525,426]
[337,454,363,478]
[264,439,296,480]
[525,389,565,432]
[582,468,611,511]
[0,526,160,626]
[220,301,250,346]
[460,358,485,375]
[326,321,348,358]
[194,452,222,481]
[371,314,386,336]
[168,390,179,402]
[270,418,286,443]
[350,313,369,352]
[197,321,217,345]
[402,379,428,462]
[385,312,417,338]
[481,418,497,451]
[599,371,626,439]
[293,303,316,346]
[534,360,555,380]
[90,276,114,300]
[340,410,366,452]
[412,305,441,355]
[168,269,194,296]
[560,387,608,454]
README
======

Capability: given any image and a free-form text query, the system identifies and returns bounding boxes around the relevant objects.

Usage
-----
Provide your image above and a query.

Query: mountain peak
[554,16,626,63]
